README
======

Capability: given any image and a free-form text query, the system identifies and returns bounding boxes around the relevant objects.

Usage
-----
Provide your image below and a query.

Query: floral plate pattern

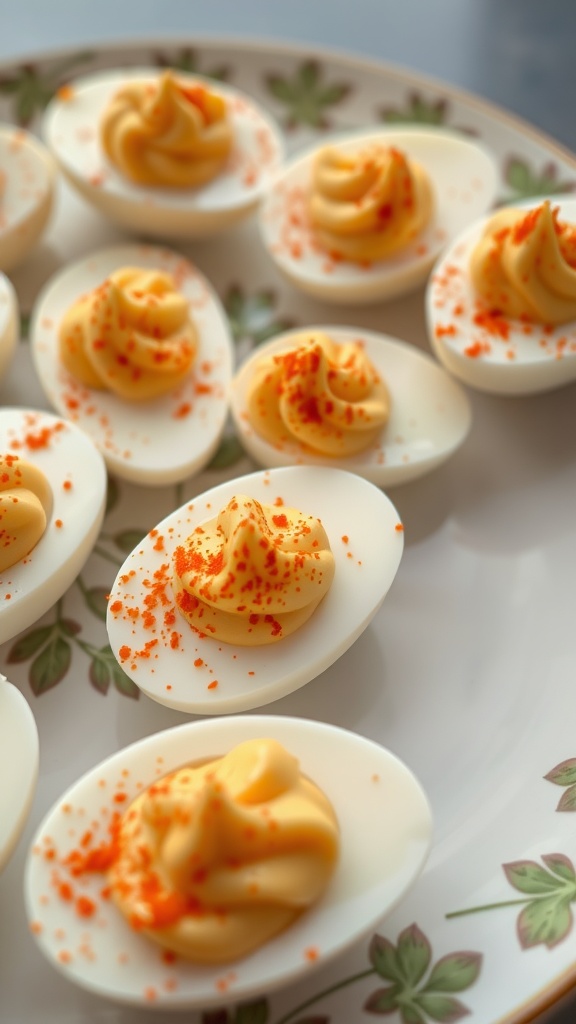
[1,38,576,1024]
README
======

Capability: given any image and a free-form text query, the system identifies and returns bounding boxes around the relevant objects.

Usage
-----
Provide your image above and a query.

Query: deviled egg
[259,126,498,304]
[42,68,285,238]
[0,674,38,872]
[25,714,432,1009]
[30,243,234,485]
[230,326,471,486]
[0,124,56,272]
[106,465,404,714]
[0,271,18,380]
[0,407,106,644]
[427,196,576,394]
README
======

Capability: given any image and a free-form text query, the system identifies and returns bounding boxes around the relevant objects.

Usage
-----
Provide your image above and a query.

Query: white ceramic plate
[2,36,576,1024]
[24,714,432,1008]
[0,674,39,871]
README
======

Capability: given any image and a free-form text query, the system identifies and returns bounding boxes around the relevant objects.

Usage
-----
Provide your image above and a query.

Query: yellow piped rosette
[108,738,339,963]
[309,144,433,263]
[470,200,576,325]
[100,70,233,188]
[0,454,52,572]
[59,266,197,401]
[246,331,390,456]
[173,494,335,646]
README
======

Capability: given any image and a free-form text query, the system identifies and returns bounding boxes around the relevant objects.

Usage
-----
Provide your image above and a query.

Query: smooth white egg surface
[0,674,39,872]
[0,124,56,272]
[24,713,432,1009]
[259,127,498,304]
[30,244,234,485]
[42,68,285,238]
[426,196,576,394]
[0,271,18,379]
[230,326,472,486]
[106,465,404,713]
[0,408,107,644]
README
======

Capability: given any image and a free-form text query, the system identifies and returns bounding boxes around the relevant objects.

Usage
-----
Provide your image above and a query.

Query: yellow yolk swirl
[100,70,233,188]
[173,494,335,645]
[309,144,433,263]
[108,738,340,963]
[59,266,197,401]
[470,200,576,325]
[246,331,390,456]
[0,454,52,572]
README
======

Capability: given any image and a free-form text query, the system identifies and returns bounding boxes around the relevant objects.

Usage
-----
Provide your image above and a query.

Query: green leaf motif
[153,48,230,81]
[556,787,576,812]
[289,1018,330,1023]
[59,618,82,636]
[544,758,576,786]
[7,625,52,663]
[517,894,573,949]
[397,923,431,986]
[82,586,109,622]
[0,51,94,126]
[113,528,147,553]
[265,59,352,129]
[400,1005,426,1024]
[19,312,31,340]
[504,157,576,199]
[224,285,295,348]
[89,657,110,695]
[422,953,482,994]
[504,858,573,896]
[545,760,576,810]
[370,933,403,982]
[380,92,447,126]
[364,984,402,1013]
[202,1011,230,1024]
[542,853,576,883]
[112,660,139,700]
[105,475,120,517]
[29,635,71,695]
[235,998,269,1024]
[365,928,481,1023]
[415,994,469,1023]
[208,435,246,470]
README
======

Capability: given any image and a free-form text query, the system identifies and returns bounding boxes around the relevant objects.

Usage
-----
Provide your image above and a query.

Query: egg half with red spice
[426,196,576,394]
[30,243,234,485]
[0,407,106,644]
[0,271,18,381]
[41,68,284,238]
[230,325,472,486]
[259,126,498,305]
[24,714,432,1009]
[106,465,404,714]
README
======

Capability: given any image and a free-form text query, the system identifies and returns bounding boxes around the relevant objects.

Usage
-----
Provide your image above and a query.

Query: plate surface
[1,37,576,1024]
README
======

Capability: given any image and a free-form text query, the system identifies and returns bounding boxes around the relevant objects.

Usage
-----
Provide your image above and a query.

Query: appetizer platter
[1,37,576,1024]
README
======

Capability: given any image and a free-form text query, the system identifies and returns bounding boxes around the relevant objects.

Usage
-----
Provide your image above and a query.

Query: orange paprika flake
[76,895,97,919]
[473,308,510,340]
